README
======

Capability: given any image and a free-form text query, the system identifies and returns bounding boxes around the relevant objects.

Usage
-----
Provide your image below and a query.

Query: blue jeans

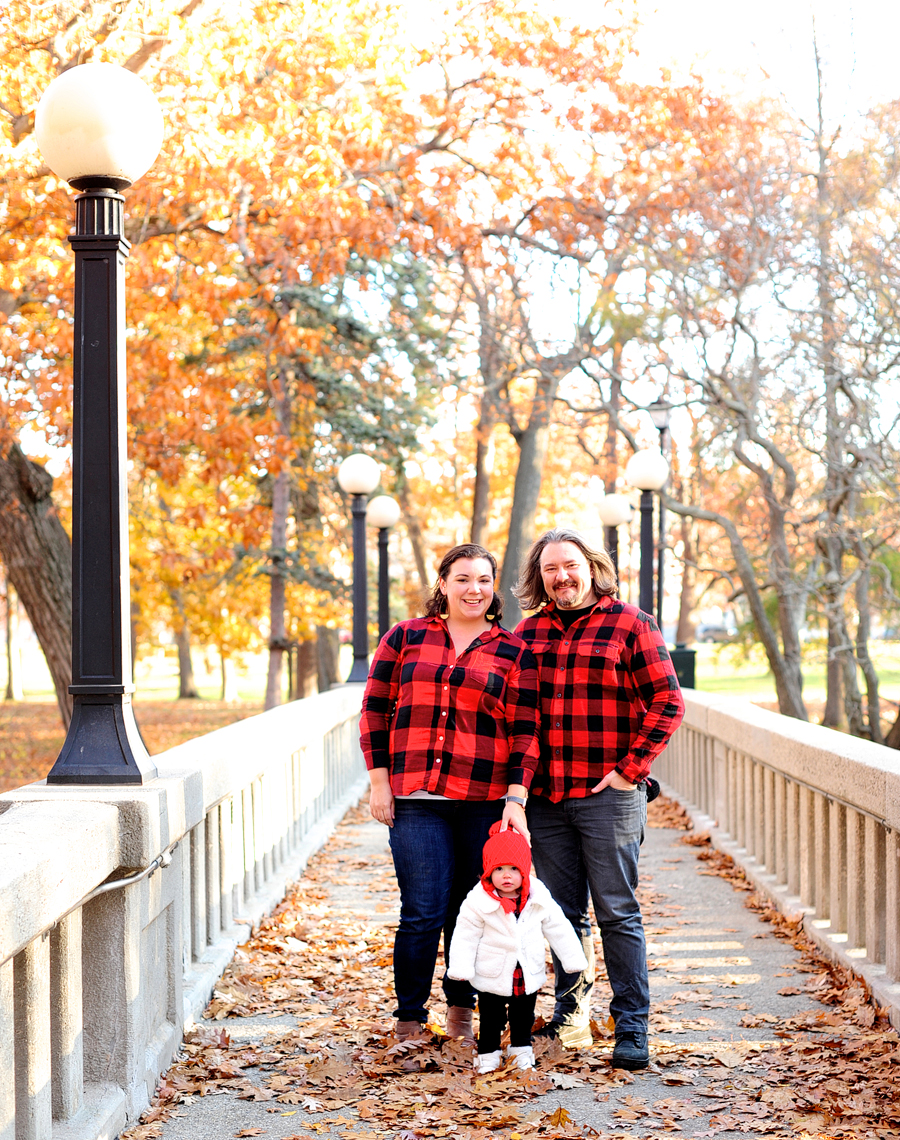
[527,787,649,1036]
[388,797,504,1022]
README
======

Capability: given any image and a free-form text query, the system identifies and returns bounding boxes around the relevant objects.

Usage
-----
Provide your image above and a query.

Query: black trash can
[670,643,696,689]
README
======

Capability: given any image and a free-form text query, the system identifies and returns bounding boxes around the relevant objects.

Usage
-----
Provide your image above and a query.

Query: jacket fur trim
[447,876,588,997]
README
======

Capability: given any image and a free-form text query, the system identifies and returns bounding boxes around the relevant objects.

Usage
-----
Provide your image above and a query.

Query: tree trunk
[0,445,72,726]
[220,652,240,702]
[854,558,883,743]
[4,576,24,701]
[812,55,849,732]
[498,372,560,627]
[840,626,864,738]
[316,625,340,691]
[396,480,429,590]
[296,638,317,698]
[264,468,290,711]
[886,708,900,750]
[820,538,845,727]
[767,499,806,703]
[175,622,199,699]
[470,414,497,546]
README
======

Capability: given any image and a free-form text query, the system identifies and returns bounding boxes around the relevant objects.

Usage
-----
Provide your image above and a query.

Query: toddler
[447,822,588,1072]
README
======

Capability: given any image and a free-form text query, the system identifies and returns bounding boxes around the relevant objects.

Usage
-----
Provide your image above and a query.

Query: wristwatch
[504,794,527,807]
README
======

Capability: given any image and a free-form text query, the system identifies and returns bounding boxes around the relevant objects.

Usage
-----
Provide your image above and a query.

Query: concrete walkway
[134,796,897,1140]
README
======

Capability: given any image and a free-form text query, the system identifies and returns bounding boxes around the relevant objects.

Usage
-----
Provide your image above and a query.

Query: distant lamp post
[36,62,164,784]
[596,493,632,581]
[366,495,401,641]
[647,400,672,630]
[624,449,669,618]
[338,454,381,682]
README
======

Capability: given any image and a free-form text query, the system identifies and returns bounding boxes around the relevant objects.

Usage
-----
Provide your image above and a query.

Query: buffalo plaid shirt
[515,596,684,801]
[360,617,541,800]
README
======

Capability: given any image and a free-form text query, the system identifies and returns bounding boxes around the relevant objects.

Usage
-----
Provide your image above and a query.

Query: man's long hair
[513,528,617,612]
[422,543,504,621]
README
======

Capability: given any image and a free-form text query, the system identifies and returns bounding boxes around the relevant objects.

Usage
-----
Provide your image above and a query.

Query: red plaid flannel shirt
[515,596,684,801]
[360,616,541,800]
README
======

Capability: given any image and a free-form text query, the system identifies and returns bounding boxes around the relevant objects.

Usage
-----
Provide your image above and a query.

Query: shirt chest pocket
[574,640,622,672]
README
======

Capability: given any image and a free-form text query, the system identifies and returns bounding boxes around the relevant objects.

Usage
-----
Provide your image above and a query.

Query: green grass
[693,640,900,716]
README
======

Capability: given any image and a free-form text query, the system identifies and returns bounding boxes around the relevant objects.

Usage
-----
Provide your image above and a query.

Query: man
[514,527,684,1070]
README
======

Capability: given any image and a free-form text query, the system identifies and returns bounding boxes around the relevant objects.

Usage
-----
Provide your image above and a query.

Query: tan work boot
[395,1019,426,1041]
[445,1005,476,1043]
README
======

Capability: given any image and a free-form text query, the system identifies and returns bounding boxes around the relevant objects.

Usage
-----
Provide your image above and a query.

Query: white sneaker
[474,1049,502,1073]
[506,1045,535,1070]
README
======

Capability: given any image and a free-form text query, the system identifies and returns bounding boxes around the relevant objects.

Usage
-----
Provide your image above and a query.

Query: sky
[629,0,900,123]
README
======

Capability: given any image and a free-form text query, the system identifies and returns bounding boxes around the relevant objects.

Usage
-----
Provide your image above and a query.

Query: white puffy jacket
[447,877,588,997]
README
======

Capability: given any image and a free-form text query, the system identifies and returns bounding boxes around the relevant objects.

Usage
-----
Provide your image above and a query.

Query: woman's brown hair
[422,543,504,622]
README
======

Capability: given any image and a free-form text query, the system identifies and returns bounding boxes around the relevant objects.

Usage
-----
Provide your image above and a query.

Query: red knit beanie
[481,821,531,909]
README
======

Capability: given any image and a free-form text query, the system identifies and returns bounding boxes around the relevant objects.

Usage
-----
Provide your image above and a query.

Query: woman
[360,543,540,1042]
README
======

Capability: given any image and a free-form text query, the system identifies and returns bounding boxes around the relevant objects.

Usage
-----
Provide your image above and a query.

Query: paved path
[134,797,897,1140]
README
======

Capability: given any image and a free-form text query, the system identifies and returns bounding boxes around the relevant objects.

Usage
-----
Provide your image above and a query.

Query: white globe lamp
[338,453,381,496]
[596,493,632,528]
[366,495,401,529]
[35,62,163,189]
[624,448,669,492]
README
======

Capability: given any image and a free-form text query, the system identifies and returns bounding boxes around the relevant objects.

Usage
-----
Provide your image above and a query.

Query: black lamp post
[624,448,670,620]
[366,494,401,641]
[338,454,381,682]
[647,399,672,631]
[35,62,164,784]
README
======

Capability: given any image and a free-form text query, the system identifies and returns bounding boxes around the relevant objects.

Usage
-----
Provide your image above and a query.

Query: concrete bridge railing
[4,684,900,1140]
[656,691,900,1025]
[0,686,366,1140]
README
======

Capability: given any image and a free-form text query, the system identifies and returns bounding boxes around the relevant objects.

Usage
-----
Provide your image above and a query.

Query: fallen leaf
[548,1072,584,1088]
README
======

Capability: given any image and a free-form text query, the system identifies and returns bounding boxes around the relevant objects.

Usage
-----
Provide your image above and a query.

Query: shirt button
[438,736,443,742]
[442,711,447,716]
[557,693,562,698]
[443,686,448,691]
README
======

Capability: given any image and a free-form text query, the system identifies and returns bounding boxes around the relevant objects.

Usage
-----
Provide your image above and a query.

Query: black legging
[476,988,538,1053]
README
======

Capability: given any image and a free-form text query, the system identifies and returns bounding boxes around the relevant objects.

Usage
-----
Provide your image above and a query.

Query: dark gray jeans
[527,786,649,1036]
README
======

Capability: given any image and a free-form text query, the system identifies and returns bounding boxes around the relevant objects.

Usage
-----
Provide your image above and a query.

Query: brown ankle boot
[445,1005,476,1043]
[396,1019,426,1041]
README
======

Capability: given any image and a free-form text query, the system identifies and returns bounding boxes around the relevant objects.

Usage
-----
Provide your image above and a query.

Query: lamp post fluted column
[638,489,655,617]
[35,62,163,784]
[348,492,370,682]
[376,526,390,639]
[625,448,670,623]
[50,187,156,782]
[366,495,400,642]
[337,453,382,683]
[648,400,672,632]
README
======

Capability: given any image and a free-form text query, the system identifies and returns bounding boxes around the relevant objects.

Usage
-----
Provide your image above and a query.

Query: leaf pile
[123,799,900,1140]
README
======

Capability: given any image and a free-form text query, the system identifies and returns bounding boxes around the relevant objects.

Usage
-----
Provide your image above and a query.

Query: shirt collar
[425,614,504,643]
[542,593,614,627]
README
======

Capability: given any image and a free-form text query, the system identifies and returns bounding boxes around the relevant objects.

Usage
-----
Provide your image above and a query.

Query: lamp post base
[47,693,157,784]
[347,656,370,684]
